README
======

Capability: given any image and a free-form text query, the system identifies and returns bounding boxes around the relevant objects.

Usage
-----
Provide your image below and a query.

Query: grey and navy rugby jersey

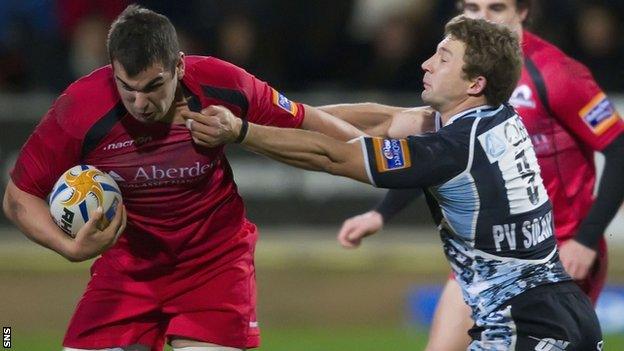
[359,104,571,320]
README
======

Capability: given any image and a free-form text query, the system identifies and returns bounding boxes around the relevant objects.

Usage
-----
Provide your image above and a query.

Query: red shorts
[63,222,259,351]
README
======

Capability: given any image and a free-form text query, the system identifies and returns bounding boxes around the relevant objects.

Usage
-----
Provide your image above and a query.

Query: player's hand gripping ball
[49,165,122,237]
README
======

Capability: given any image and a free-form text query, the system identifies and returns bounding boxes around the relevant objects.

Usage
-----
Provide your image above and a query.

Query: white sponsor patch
[478,115,547,214]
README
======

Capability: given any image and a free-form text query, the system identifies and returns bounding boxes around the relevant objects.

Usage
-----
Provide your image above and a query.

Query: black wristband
[235,119,249,143]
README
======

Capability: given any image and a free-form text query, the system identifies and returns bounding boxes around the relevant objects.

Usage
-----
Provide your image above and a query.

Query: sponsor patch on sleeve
[271,88,298,116]
[372,138,411,173]
[579,93,620,135]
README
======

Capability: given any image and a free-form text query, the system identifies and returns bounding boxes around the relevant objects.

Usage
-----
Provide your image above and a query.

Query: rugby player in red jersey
[334,1,624,349]
[1,5,370,351]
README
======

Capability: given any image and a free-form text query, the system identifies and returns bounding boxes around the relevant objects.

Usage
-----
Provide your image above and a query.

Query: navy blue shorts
[468,281,602,350]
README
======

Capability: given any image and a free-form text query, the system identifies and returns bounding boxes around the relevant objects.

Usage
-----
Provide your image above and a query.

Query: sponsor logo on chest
[102,136,153,151]
[132,161,215,181]
[478,115,547,214]
[492,211,553,252]
[105,159,220,189]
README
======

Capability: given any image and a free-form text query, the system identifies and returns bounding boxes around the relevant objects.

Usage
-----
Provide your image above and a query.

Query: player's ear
[467,76,487,96]
[176,52,185,80]
[518,7,529,23]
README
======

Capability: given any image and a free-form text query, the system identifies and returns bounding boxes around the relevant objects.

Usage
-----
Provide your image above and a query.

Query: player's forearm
[3,181,75,260]
[316,103,405,136]
[302,104,366,141]
[575,134,624,248]
[242,123,341,171]
[241,122,368,182]
[374,188,423,222]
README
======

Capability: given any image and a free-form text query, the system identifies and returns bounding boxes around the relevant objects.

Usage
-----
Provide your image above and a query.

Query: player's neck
[438,96,489,125]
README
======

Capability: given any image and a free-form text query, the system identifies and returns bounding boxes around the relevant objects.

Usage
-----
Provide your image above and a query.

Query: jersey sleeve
[544,57,624,151]
[190,57,305,128]
[10,92,83,199]
[359,120,471,188]
[241,74,305,128]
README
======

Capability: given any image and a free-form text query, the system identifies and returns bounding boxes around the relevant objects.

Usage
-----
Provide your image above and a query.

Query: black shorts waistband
[500,280,577,309]
[525,280,578,295]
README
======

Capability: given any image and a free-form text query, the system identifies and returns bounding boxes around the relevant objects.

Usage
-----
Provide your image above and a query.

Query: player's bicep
[546,61,624,150]
[359,134,467,188]
[11,106,82,199]
[244,73,305,128]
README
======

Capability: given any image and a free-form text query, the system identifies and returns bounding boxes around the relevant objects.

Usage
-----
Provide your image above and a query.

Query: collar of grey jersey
[444,104,502,126]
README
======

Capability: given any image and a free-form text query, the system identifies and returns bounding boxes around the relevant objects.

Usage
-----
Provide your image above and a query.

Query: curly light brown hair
[444,15,522,106]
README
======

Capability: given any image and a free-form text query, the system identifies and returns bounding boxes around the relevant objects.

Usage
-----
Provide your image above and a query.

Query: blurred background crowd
[1,0,623,95]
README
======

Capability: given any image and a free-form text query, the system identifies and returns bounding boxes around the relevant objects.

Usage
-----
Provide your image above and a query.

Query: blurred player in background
[338,1,624,349]
[1,5,369,351]
[188,15,603,350]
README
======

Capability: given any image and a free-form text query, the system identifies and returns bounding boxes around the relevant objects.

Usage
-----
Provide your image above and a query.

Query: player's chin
[132,112,159,123]
[421,91,431,103]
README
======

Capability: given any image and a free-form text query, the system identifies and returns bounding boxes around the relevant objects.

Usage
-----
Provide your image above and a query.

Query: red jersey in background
[511,31,624,242]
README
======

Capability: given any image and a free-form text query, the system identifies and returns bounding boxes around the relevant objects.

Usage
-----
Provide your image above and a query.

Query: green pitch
[3,231,624,351]
[6,328,423,351]
[8,329,624,350]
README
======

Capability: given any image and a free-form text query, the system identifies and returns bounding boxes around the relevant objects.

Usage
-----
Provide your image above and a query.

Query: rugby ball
[49,165,122,237]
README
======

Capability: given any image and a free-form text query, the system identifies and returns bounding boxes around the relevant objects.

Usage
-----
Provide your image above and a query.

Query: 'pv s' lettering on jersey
[358,104,570,322]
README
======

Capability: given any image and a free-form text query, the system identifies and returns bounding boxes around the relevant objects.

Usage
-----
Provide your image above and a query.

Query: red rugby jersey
[510,31,624,241]
[11,56,305,274]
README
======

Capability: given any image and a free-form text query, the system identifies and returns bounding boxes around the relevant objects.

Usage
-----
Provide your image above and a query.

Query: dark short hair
[456,0,533,25]
[107,5,180,76]
[445,15,522,106]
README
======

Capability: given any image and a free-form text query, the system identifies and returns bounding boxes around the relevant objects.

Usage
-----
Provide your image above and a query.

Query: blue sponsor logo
[278,93,293,111]
[584,98,614,127]
[382,140,394,159]
[382,139,406,170]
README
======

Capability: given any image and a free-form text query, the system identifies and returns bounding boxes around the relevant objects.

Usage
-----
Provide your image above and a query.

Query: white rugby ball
[49,165,122,237]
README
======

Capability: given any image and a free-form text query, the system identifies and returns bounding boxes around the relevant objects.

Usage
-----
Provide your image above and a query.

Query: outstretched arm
[181,104,458,190]
[319,103,436,137]
[182,105,370,182]
[318,103,403,136]
[243,121,370,183]
[300,104,367,141]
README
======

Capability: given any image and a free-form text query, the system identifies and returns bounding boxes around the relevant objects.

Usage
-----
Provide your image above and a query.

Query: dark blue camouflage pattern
[441,227,570,323]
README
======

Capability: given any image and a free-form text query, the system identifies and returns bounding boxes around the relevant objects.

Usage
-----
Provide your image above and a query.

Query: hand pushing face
[181,105,243,147]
